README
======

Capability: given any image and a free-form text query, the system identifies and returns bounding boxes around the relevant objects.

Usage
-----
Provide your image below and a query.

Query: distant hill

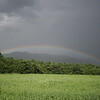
[3,52,100,64]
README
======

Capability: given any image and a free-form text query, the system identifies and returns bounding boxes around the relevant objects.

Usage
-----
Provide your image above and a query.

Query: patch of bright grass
[0,74,100,100]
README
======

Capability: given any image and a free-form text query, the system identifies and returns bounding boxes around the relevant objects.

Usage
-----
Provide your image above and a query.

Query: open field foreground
[0,74,100,100]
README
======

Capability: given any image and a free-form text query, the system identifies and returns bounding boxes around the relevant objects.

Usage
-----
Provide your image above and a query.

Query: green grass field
[0,74,100,100]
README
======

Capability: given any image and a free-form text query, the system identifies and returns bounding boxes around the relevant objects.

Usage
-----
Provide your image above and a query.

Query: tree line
[0,52,100,74]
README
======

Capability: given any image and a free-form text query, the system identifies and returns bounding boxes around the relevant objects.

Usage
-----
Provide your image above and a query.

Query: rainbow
[1,44,100,63]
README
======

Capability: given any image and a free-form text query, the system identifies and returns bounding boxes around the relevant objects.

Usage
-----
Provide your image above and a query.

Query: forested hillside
[0,52,100,74]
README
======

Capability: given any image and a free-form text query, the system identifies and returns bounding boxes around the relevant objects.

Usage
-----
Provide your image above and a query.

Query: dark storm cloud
[0,0,34,13]
[0,0,100,59]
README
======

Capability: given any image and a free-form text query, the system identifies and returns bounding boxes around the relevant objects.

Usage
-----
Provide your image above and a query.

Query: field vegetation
[0,74,100,100]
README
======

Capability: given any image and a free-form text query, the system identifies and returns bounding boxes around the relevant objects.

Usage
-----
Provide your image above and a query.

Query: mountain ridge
[3,51,100,64]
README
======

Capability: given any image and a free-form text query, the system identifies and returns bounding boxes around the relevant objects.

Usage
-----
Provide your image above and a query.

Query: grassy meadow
[0,74,100,100]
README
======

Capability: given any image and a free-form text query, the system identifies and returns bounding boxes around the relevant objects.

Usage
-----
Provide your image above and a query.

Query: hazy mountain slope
[3,52,100,64]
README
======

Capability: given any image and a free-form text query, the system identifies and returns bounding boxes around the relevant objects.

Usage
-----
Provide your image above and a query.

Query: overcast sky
[0,0,100,59]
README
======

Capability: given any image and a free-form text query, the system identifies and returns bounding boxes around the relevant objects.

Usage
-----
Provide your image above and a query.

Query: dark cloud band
[0,0,34,13]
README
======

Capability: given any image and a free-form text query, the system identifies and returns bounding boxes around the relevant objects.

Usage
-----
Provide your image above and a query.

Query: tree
[0,51,3,58]
[0,61,7,73]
